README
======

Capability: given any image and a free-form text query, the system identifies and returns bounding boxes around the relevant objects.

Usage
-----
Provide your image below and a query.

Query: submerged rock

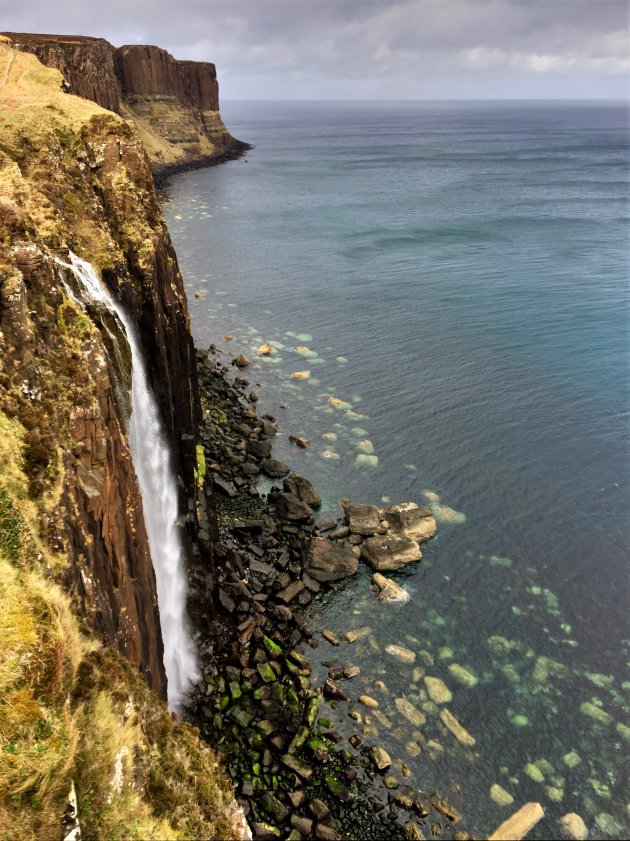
[424,676,453,705]
[440,709,476,747]
[385,644,416,664]
[558,814,588,840]
[489,784,514,807]
[395,697,426,727]
[361,534,422,571]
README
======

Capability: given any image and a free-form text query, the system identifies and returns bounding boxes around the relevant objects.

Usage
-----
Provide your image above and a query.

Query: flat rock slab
[361,534,422,571]
[424,675,453,705]
[382,502,437,542]
[305,537,359,582]
[488,803,545,840]
[344,503,380,536]
[395,697,426,727]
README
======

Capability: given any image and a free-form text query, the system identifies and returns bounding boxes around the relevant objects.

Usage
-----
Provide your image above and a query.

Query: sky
[1,0,628,100]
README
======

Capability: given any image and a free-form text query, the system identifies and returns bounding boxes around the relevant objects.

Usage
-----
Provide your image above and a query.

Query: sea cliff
[2,32,249,176]
[0,35,246,839]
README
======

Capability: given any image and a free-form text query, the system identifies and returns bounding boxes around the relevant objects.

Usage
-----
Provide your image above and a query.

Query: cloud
[0,0,627,98]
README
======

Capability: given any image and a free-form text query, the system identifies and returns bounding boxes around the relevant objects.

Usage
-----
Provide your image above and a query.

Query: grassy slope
[0,39,240,841]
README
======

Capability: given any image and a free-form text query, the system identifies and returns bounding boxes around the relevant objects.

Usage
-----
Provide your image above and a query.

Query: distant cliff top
[1,32,245,174]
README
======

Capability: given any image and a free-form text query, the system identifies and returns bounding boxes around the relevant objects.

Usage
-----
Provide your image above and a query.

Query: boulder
[424,676,453,705]
[247,439,273,459]
[233,354,250,367]
[343,503,380,536]
[284,474,321,509]
[361,534,422,571]
[272,493,313,522]
[261,458,290,478]
[372,572,410,603]
[382,502,437,542]
[305,537,359,582]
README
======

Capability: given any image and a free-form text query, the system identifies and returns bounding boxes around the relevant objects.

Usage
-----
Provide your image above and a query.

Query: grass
[0,411,239,840]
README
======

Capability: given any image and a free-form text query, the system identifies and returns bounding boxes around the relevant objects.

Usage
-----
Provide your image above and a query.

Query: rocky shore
[186,345,477,841]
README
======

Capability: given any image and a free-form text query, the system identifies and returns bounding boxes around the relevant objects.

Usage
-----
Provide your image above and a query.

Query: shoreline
[152,137,252,191]
[185,344,477,841]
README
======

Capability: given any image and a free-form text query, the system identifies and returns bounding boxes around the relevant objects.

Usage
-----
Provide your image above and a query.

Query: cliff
[0,38,244,839]
[2,32,248,175]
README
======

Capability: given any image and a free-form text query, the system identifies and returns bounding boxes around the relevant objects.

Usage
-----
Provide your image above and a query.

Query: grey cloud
[0,0,627,98]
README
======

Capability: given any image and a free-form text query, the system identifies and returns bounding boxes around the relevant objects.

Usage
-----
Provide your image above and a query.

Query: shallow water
[164,101,630,838]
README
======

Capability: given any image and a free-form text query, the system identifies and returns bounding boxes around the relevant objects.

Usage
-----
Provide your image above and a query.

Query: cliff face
[0,41,209,696]
[2,32,245,174]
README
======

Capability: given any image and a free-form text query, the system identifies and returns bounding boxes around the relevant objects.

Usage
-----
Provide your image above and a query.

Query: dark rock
[263,793,289,823]
[289,435,310,449]
[283,474,322,509]
[305,537,359,582]
[212,476,237,497]
[277,580,305,604]
[261,458,291,479]
[282,754,313,780]
[315,825,341,841]
[272,492,313,522]
[247,439,273,459]
[290,816,313,835]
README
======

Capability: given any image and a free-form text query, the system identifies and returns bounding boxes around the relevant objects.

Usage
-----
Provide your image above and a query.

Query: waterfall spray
[58,253,198,711]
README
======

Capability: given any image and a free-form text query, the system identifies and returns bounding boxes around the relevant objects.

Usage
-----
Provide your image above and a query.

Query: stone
[558,814,588,840]
[372,572,410,603]
[315,824,341,840]
[424,676,453,705]
[258,343,275,355]
[282,754,313,780]
[361,534,422,571]
[489,784,514,807]
[305,537,359,582]
[430,796,462,823]
[257,663,278,684]
[447,663,478,688]
[322,630,341,646]
[395,697,426,727]
[283,474,321,509]
[251,822,282,839]
[385,644,416,664]
[344,665,360,679]
[403,822,426,840]
[272,493,313,522]
[247,439,273,459]
[488,803,545,840]
[382,502,437,542]
[359,695,379,708]
[277,580,306,604]
[289,435,310,449]
[308,799,331,822]
[288,791,306,808]
[261,458,291,478]
[323,678,349,701]
[234,354,250,367]
[440,709,476,747]
[370,746,392,771]
[291,816,313,836]
[344,503,380,536]
[263,793,289,823]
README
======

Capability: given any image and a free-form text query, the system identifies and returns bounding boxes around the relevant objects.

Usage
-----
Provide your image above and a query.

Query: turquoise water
[164,102,629,838]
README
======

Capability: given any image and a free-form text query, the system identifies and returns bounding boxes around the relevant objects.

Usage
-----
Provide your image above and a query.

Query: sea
[163,101,630,839]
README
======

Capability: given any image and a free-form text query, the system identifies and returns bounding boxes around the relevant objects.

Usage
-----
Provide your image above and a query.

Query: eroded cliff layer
[0,40,210,695]
[2,32,246,174]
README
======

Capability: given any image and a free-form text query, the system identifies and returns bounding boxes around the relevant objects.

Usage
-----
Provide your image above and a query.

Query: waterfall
[58,253,198,711]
